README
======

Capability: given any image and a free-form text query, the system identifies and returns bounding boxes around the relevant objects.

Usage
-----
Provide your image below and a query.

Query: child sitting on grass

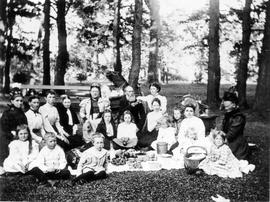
[198,130,255,178]
[3,124,39,175]
[28,132,70,187]
[71,133,108,185]
[151,115,176,152]
[113,110,138,149]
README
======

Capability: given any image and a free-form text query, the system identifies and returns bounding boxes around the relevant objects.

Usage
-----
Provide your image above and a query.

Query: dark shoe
[48,179,58,187]
[195,169,204,176]
[38,181,49,188]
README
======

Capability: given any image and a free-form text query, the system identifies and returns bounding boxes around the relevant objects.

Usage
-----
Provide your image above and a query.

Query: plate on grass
[159,154,172,158]
[248,143,257,147]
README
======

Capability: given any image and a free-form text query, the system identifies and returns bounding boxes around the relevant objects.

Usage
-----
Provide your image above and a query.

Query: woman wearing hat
[0,88,28,173]
[137,82,167,114]
[221,91,249,160]
[79,83,110,131]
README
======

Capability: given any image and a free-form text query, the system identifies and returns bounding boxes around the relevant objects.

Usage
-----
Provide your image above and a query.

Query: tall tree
[207,0,220,108]
[54,0,69,87]
[3,0,15,93]
[253,0,270,117]
[236,0,252,109]
[129,0,143,94]
[0,0,7,90]
[113,0,122,75]
[43,0,50,85]
[145,0,160,83]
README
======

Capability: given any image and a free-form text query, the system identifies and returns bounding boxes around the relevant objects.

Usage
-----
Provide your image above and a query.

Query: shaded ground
[0,83,269,201]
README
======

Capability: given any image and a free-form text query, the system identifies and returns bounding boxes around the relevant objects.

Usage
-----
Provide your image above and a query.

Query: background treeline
[0,0,269,114]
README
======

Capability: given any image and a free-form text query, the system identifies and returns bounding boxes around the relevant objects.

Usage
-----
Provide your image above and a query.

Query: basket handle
[185,146,207,155]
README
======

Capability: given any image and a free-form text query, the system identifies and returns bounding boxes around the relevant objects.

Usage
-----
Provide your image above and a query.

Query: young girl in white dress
[114,110,138,149]
[151,115,176,151]
[3,124,39,174]
[198,130,255,178]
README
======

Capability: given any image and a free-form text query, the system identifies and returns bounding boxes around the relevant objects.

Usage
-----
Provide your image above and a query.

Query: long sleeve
[147,113,157,132]
[8,141,22,162]
[54,110,65,135]
[79,98,90,119]
[58,147,67,170]
[39,107,57,134]
[1,111,14,139]
[147,112,162,132]
[35,149,49,172]
[26,141,39,164]
[225,115,245,142]
[76,152,88,175]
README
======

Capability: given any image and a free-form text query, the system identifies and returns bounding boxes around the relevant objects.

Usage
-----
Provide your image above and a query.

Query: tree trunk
[0,0,7,91]
[43,0,50,86]
[113,0,122,75]
[207,0,220,108]
[145,0,160,83]
[128,0,142,94]
[3,0,15,93]
[253,0,270,118]
[55,0,68,89]
[236,0,252,109]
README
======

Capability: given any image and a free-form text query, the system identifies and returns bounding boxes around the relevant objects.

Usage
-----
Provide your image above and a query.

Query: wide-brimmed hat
[149,82,161,92]
[222,91,238,104]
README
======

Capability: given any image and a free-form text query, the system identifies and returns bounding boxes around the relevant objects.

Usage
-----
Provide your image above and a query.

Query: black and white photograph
[0,0,269,201]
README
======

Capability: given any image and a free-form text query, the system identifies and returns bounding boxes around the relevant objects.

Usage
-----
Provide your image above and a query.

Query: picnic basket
[184,146,207,173]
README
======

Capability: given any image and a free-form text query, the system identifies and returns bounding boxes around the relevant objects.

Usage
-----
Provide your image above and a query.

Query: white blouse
[137,94,167,113]
[25,109,45,143]
[117,122,138,139]
[178,116,206,141]
[147,111,163,132]
[39,103,64,135]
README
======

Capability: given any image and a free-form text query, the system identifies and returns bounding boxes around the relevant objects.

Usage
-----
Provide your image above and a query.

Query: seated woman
[79,83,110,132]
[25,95,46,145]
[137,98,163,149]
[0,88,28,174]
[113,110,138,149]
[151,115,176,151]
[39,90,70,151]
[178,104,206,141]
[137,82,167,114]
[96,109,117,150]
[57,95,84,149]
[221,91,249,160]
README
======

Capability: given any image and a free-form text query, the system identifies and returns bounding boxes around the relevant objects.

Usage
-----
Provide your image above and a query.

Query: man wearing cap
[221,91,250,160]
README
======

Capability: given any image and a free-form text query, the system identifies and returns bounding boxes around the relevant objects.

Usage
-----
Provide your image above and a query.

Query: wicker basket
[184,146,207,172]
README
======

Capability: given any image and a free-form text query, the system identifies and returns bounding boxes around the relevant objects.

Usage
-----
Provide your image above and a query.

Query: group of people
[0,82,252,186]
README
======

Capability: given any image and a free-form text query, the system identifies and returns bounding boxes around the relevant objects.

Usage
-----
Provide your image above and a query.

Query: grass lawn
[0,83,269,201]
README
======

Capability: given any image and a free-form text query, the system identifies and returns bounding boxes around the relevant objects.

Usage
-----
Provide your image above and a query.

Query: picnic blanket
[107,156,185,173]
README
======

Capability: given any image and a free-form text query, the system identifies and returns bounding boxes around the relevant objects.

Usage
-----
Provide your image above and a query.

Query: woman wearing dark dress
[57,95,84,149]
[96,109,117,150]
[221,91,250,160]
[0,89,28,170]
